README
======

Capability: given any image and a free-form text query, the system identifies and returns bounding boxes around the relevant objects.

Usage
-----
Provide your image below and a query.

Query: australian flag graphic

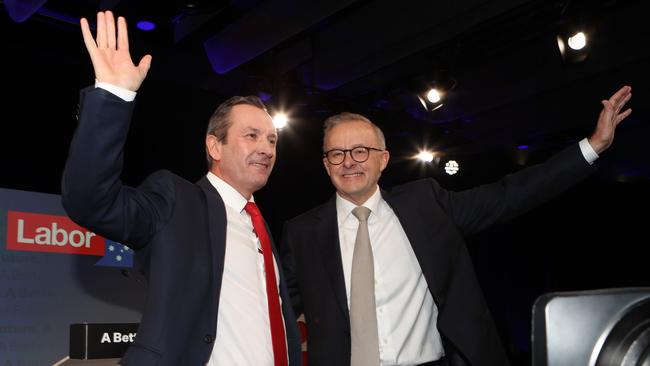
[95,239,134,268]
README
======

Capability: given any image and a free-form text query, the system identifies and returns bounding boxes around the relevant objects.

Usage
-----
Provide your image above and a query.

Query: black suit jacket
[62,87,301,365]
[281,143,595,366]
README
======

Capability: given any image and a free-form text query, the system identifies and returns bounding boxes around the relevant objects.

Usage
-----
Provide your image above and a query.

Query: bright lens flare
[426,89,442,103]
[568,32,586,50]
[417,151,434,163]
[272,113,288,129]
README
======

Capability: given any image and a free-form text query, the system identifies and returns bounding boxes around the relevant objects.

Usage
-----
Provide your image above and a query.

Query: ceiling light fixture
[413,70,457,112]
[136,20,156,31]
[444,160,459,175]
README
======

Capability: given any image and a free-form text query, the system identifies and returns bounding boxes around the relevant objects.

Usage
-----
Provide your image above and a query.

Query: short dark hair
[205,95,268,167]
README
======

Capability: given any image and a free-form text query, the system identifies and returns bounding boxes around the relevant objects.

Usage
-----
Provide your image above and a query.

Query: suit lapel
[314,197,350,325]
[197,177,228,296]
[382,188,429,256]
[383,188,445,303]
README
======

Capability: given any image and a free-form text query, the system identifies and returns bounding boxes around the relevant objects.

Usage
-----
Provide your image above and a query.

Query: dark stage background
[2,1,649,364]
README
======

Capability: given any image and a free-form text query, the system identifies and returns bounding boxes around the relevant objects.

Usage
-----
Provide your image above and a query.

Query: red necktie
[244,202,288,366]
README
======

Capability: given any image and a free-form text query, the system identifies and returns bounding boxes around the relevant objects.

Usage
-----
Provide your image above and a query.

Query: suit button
[204,334,214,344]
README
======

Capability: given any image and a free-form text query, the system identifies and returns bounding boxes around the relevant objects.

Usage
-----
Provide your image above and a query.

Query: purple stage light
[136,21,156,31]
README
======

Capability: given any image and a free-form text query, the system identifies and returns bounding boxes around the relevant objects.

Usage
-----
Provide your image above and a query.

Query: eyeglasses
[323,146,384,165]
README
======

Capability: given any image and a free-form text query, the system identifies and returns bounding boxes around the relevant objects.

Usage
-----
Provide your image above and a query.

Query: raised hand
[588,85,632,153]
[80,11,152,91]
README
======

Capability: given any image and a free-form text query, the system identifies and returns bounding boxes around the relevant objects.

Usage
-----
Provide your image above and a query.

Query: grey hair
[322,112,386,151]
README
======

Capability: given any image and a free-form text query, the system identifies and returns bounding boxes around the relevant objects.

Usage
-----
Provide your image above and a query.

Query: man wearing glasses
[281,87,631,366]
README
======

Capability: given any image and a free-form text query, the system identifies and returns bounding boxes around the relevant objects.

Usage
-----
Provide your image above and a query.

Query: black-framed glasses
[323,146,384,165]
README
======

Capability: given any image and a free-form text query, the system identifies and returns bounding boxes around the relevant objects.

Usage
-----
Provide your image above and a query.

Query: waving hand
[80,11,151,91]
[588,85,632,153]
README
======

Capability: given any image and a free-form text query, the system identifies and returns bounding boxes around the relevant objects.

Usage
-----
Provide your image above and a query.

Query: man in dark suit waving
[281,87,631,365]
[62,11,300,366]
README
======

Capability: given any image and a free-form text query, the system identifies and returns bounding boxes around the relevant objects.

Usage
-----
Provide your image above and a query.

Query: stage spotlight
[272,113,288,129]
[426,89,442,103]
[417,151,435,163]
[417,95,443,111]
[567,31,586,50]
[557,29,589,63]
[532,288,650,366]
[444,160,459,175]
[411,71,457,112]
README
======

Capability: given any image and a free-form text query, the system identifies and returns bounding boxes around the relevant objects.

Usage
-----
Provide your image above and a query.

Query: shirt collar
[336,185,382,227]
[206,172,252,213]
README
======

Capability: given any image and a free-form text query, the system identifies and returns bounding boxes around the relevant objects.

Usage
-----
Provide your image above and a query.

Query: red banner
[6,211,105,256]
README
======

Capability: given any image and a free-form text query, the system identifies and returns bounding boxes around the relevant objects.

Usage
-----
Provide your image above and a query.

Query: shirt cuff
[95,81,137,101]
[579,138,599,165]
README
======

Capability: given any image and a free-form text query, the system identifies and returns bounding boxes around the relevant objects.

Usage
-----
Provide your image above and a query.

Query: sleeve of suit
[280,222,304,317]
[429,143,596,236]
[61,86,174,249]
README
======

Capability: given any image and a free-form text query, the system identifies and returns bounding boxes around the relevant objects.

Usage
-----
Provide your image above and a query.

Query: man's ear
[379,150,390,172]
[206,134,222,162]
[323,157,333,177]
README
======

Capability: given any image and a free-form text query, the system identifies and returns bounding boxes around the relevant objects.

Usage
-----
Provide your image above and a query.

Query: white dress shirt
[337,188,444,365]
[206,172,285,366]
[336,145,598,365]
[95,81,597,365]
[94,83,288,365]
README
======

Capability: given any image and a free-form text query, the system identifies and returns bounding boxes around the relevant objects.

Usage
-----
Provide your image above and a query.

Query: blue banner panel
[1,188,145,365]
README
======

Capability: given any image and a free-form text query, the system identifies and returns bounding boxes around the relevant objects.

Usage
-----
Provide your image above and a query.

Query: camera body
[532,288,650,366]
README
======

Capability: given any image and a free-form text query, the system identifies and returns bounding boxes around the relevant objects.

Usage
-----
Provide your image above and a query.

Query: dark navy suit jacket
[282,142,595,366]
[62,87,301,365]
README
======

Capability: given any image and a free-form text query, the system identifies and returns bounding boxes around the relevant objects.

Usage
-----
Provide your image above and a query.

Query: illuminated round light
[568,32,586,50]
[136,21,156,31]
[426,88,442,103]
[444,160,459,175]
[417,151,434,163]
[272,113,288,129]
